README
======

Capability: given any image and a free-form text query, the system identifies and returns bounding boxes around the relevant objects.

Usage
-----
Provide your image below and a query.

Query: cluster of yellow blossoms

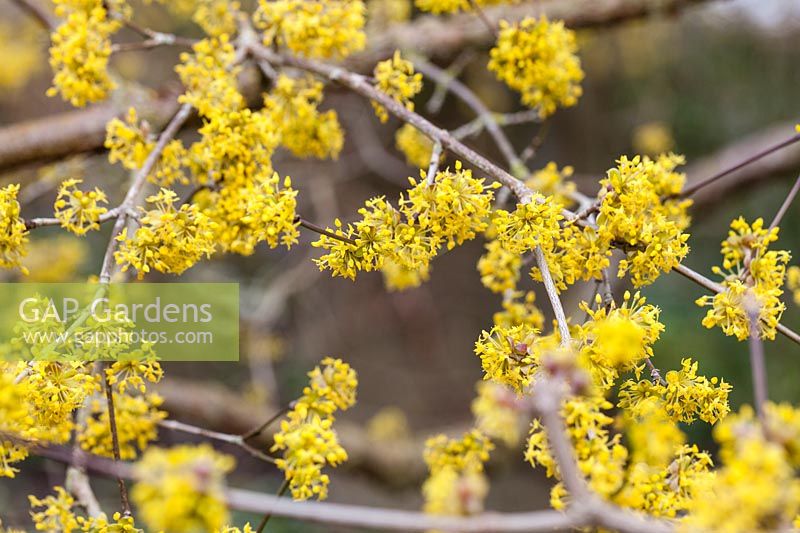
[54,178,109,235]
[697,217,791,340]
[254,0,366,59]
[115,189,216,279]
[488,17,584,118]
[415,0,515,14]
[598,153,692,286]
[264,75,344,160]
[314,161,497,287]
[30,487,141,532]
[48,0,120,106]
[0,185,29,273]
[132,444,235,532]
[395,123,435,169]
[422,430,493,517]
[372,51,424,123]
[271,358,358,500]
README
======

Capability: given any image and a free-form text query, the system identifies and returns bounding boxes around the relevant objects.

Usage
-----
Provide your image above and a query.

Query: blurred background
[1,0,800,529]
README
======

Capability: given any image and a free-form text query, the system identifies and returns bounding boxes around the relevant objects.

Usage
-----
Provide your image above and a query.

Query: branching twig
[103,369,132,515]
[255,479,289,533]
[680,132,800,198]
[769,172,800,230]
[159,419,276,464]
[296,216,357,245]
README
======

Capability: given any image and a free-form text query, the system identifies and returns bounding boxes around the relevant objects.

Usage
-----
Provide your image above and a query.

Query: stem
[103,369,132,516]
[680,133,800,198]
[533,246,571,347]
[99,103,193,283]
[255,479,290,533]
[769,172,800,230]
[746,303,769,421]
[467,0,499,37]
[241,404,293,442]
[159,419,276,464]
[425,141,443,186]
[296,217,357,245]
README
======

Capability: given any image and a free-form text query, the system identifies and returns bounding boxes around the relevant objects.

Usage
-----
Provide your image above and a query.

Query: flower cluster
[29,486,142,532]
[415,0,515,14]
[264,75,344,160]
[492,290,545,330]
[696,217,791,340]
[193,0,240,37]
[577,291,664,389]
[54,178,109,235]
[395,123,434,169]
[619,358,731,424]
[526,396,628,508]
[422,430,493,517]
[132,444,235,533]
[176,36,243,117]
[597,153,692,286]
[47,2,119,107]
[471,381,528,447]
[474,323,538,392]
[105,108,187,186]
[492,195,564,255]
[682,403,800,530]
[372,51,424,123]
[0,184,30,273]
[525,162,576,207]
[789,266,800,305]
[115,188,216,279]
[271,358,357,500]
[488,17,583,118]
[314,162,497,285]
[477,240,522,293]
[254,0,367,59]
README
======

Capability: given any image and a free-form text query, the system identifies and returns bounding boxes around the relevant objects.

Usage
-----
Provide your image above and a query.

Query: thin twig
[467,0,499,38]
[103,369,132,516]
[99,103,193,283]
[425,141,444,186]
[680,132,800,198]
[241,405,293,442]
[159,419,276,464]
[255,479,290,533]
[296,216,357,245]
[769,173,800,230]
[533,246,571,347]
[747,306,769,423]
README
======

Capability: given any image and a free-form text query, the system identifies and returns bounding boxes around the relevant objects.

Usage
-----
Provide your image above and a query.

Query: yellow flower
[0,21,42,90]
[176,36,243,117]
[395,123,434,169]
[264,75,344,160]
[488,17,583,118]
[696,217,790,340]
[193,0,241,37]
[471,381,526,447]
[78,392,166,460]
[272,358,358,500]
[47,5,119,107]
[474,323,538,392]
[789,265,800,305]
[477,240,522,293]
[415,0,515,14]
[106,108,188,186]
[372,51,423,123]
[492,290,544,330]
[492,194,563,255]
[619,358,731,425]
[525,162,576,207]
[54,178,108,235]
[0,184,30,273]
[132,444,235,533]
[254,0,366,60]
[115,188,217,279]
[598,153,691,287]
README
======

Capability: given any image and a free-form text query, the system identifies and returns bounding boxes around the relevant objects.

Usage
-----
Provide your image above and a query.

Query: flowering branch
[158,419,276,464]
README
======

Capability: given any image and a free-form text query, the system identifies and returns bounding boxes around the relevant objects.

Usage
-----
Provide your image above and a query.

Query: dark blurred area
[2,0,800,530]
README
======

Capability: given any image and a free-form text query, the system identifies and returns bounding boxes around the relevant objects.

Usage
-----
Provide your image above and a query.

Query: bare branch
[769,172,800,230]
[159,419,277,464]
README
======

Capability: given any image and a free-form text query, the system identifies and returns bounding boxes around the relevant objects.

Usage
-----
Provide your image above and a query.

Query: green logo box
[1,283,239,361]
